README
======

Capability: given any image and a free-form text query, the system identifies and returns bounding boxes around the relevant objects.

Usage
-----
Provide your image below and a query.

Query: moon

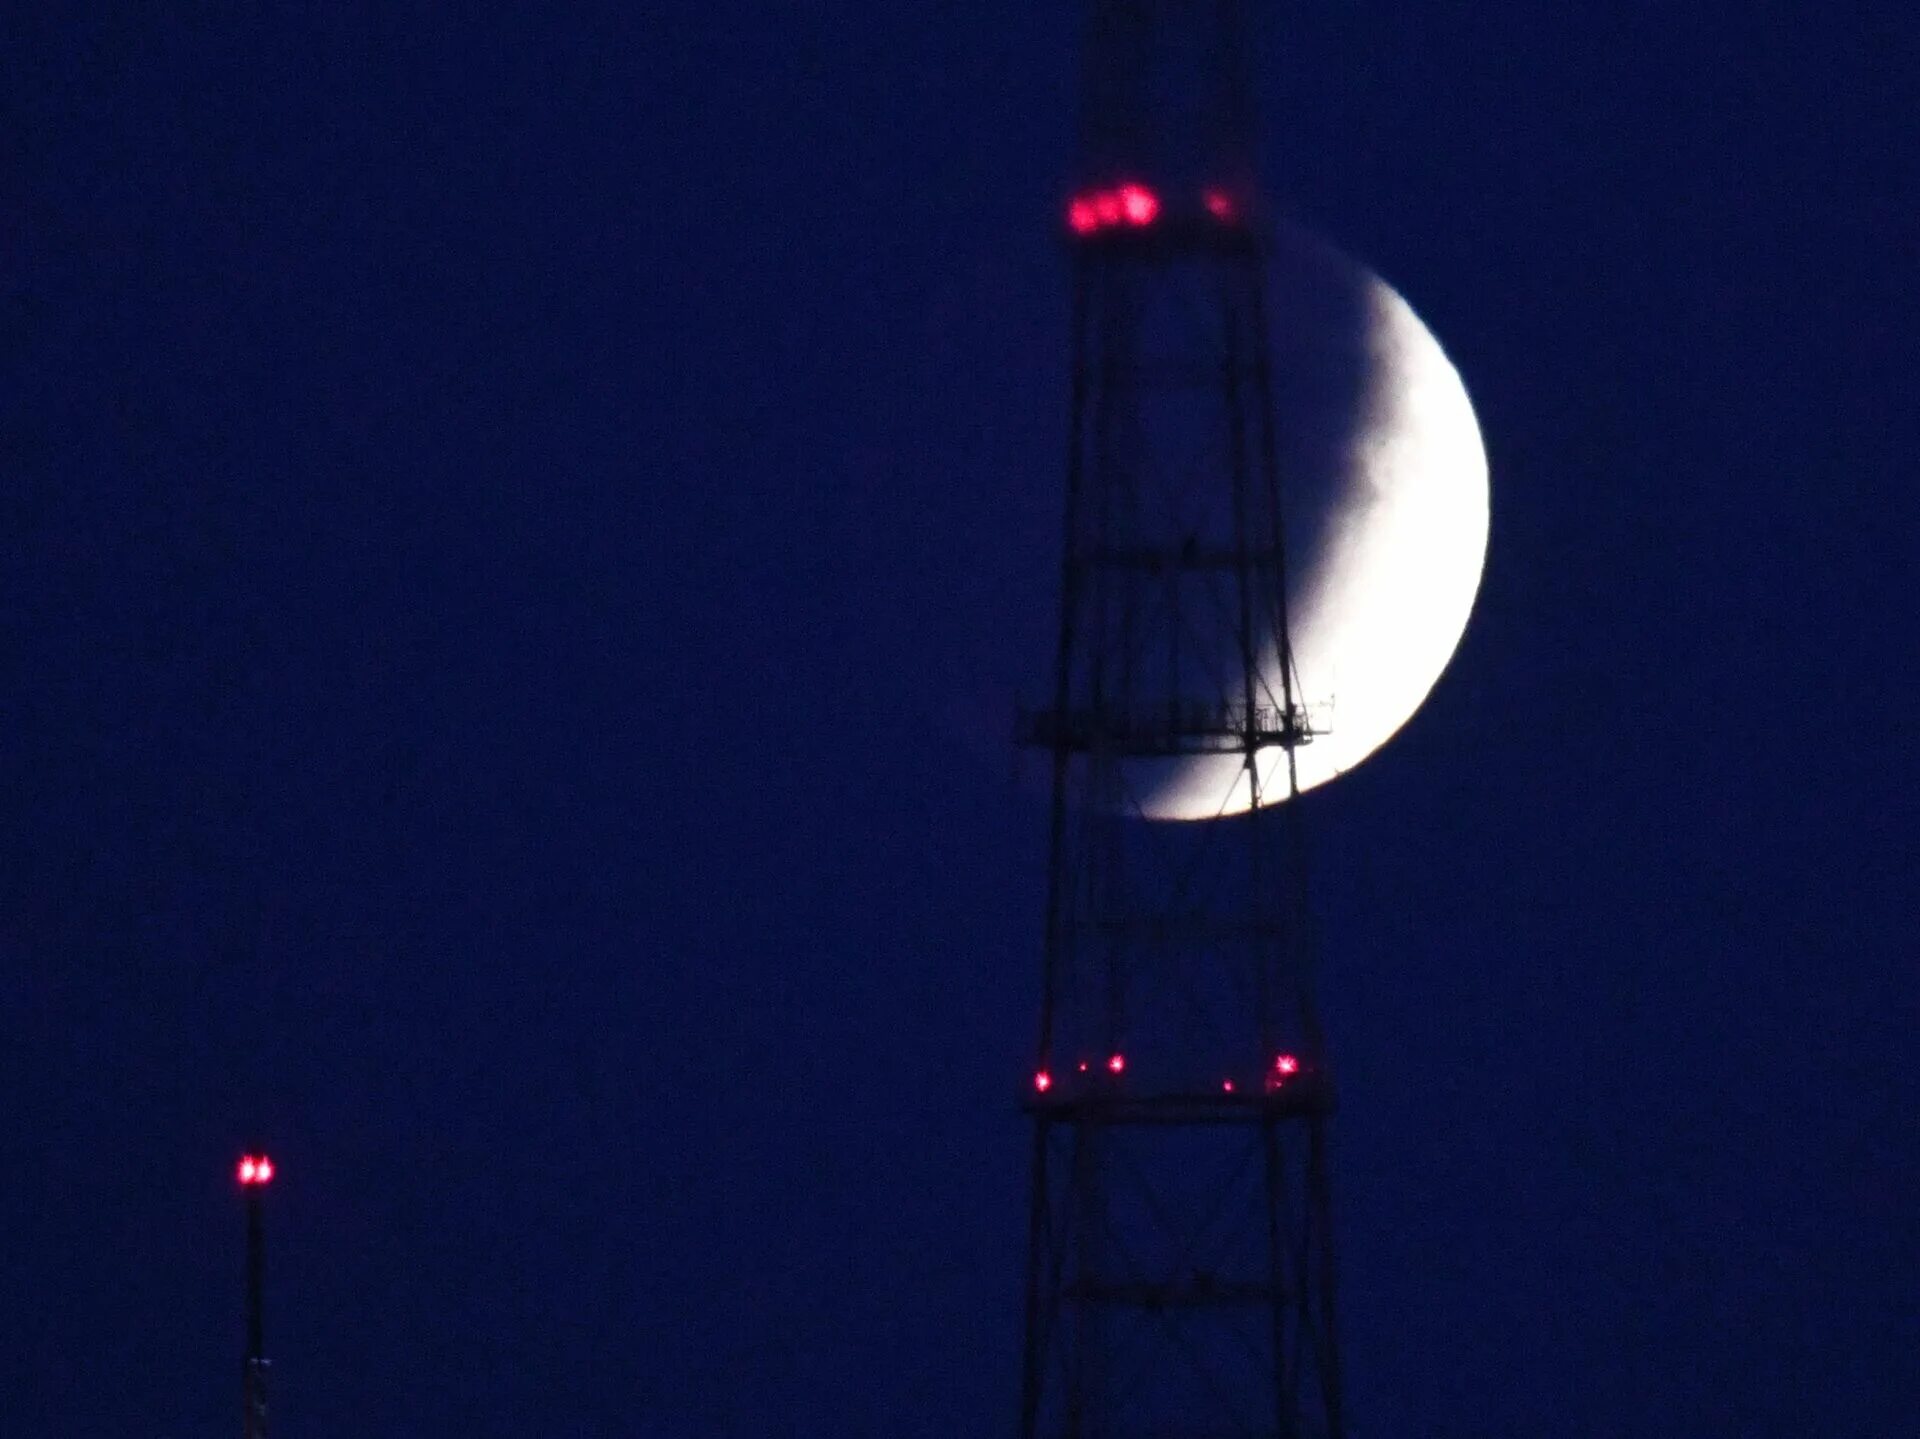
[1134,225,1488,820]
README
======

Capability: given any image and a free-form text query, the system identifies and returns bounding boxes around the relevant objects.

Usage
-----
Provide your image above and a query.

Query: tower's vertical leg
[1309,1118,1345,1435]
[1064,1122,1099,1438]
[1021,1120,1053,1438]
[1261,1120,1297,1439]
[243,1184,268,1439]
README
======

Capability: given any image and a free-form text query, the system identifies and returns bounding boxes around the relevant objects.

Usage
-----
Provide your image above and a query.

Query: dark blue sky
[6,3,1914,1434]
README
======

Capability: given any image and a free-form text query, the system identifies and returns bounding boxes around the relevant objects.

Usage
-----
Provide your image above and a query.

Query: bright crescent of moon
[1138,228,1489,820]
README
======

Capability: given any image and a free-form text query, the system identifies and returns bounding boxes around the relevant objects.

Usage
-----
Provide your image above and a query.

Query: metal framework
[1018,5,1343,1435]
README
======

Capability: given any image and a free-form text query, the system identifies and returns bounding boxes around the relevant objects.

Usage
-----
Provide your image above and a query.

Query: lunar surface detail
[1135,225,1489,820]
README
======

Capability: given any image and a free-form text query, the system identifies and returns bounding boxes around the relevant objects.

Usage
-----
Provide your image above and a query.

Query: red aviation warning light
[1117,184,1159,225]
[237,1154,275,1186]
[1064,182,1162,237]
[1107,1053,1126,1075]
[1034,1070,1053,1094]
[1264,1054,1303,1095]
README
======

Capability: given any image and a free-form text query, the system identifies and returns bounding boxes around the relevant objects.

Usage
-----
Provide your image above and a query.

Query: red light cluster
[236,1154,275,1186]
[1066,183,1161,235]
[1035,1055,1127,1092]
[1038,1058,1296,1096]
[1065,184,1245,237]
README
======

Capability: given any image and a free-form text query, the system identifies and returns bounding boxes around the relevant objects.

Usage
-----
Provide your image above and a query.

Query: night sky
[6,4,1915,1435]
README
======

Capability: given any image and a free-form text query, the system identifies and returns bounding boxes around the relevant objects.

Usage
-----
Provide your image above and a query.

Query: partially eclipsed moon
[1136,226,1489,820]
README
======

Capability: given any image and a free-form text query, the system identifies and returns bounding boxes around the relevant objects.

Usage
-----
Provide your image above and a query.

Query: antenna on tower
[235,1152,274,1439]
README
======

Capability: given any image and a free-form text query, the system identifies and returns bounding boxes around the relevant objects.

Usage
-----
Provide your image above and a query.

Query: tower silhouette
[1016,4,1344,1434]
